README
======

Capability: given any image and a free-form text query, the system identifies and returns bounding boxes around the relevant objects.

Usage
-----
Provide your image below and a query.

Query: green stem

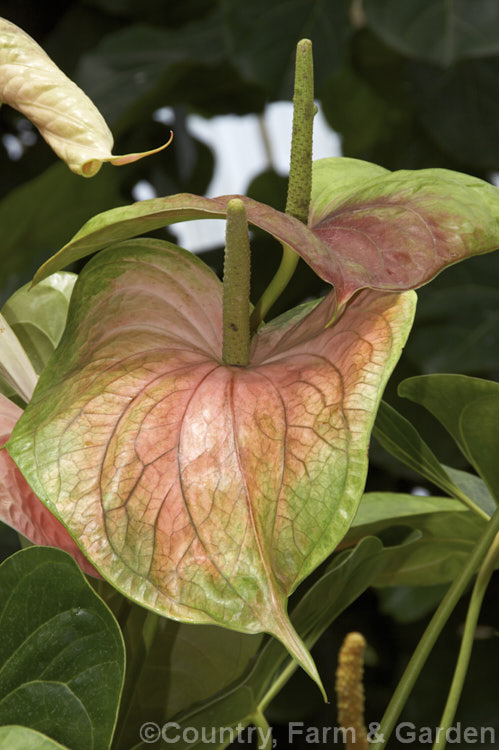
[433,530,499,750]
[250,38,314,331]
[371,507,499,750]
[447,485,490,521]
[259,658,299,712]
[222,198,251,366]
[112,608,161,749]
[250,709,273,750]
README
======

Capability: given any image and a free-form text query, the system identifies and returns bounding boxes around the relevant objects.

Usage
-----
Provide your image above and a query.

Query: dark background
[1,1,499,746]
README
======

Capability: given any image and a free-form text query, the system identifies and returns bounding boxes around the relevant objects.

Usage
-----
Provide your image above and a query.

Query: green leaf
[220,0,350,96]
[373,400,490,518]
[76,15,225,124]
[377,583,450,624]
[2,272,77,374]
[344,492,487,586]
[409,58,499,168]
[404,253,499,376]
[115,613,262,749]
[140,536,386,750]
[310,157,389,224]
[373,400,459,495]
[400,374,499,502]
[443,465,497,518]
[320,65,401,158]
[8,240,415,689]
[364,0,499,66]
[0,726,69,750]
[0,163,122,307]
[460,396,499,504]
[0,546,125,750]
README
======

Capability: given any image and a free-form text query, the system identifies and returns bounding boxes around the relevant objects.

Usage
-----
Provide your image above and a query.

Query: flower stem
[432,530,499,750]
[250,38,314,331]
[250,709,273,750]
[222,198,251,366]
[370,507,499,749]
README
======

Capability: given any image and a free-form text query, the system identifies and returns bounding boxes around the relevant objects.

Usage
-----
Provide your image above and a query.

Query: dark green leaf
[400,374,499,502]
[344,492,486,585]
[443,466,497,518]
[364,0,499,66]
[0,547,125,750]
[377,583,449,623]
[460,395,499,503]
[76,16,225,124]
[115,611,262,749]
[373,400,460,496]
[405,253,499,376]
[220,0,350,96]
[320,65,400,157]
[0,163,122,306]
[410,58,499,169]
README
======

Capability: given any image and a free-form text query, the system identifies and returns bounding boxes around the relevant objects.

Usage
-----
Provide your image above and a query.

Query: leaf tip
[79,131,174,177]
[272,614,327,701]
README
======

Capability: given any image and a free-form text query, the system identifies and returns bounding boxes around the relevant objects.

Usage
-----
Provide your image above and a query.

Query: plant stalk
[250,709,273,750]
[432,530,499,750]
[250,38,314,331]
[371,507,499,749]
[222,198,251,366]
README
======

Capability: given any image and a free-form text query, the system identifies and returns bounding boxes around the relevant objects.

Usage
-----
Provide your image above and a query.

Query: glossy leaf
[373,400,492,517]
[134,536,386,750]
[0,18,170,175]
[8,239,415,685]
[0,726,69,750]
[115,612,262,749]
[364,0,499,66]
[2,272,77,374]
[373,400,459,494]
[400,374,499,502]
[344,493,487,586]
[0,394,99,577]
[0,546,124,750]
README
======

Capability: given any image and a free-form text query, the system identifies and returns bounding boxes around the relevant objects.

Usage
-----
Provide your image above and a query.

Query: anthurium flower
[7,238,416,685]
[0,17,171,175]
[9,156,499,684]
[0,394,99,577]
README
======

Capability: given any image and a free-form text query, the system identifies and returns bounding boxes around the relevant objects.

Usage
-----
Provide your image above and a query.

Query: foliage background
[1,1,499,746]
